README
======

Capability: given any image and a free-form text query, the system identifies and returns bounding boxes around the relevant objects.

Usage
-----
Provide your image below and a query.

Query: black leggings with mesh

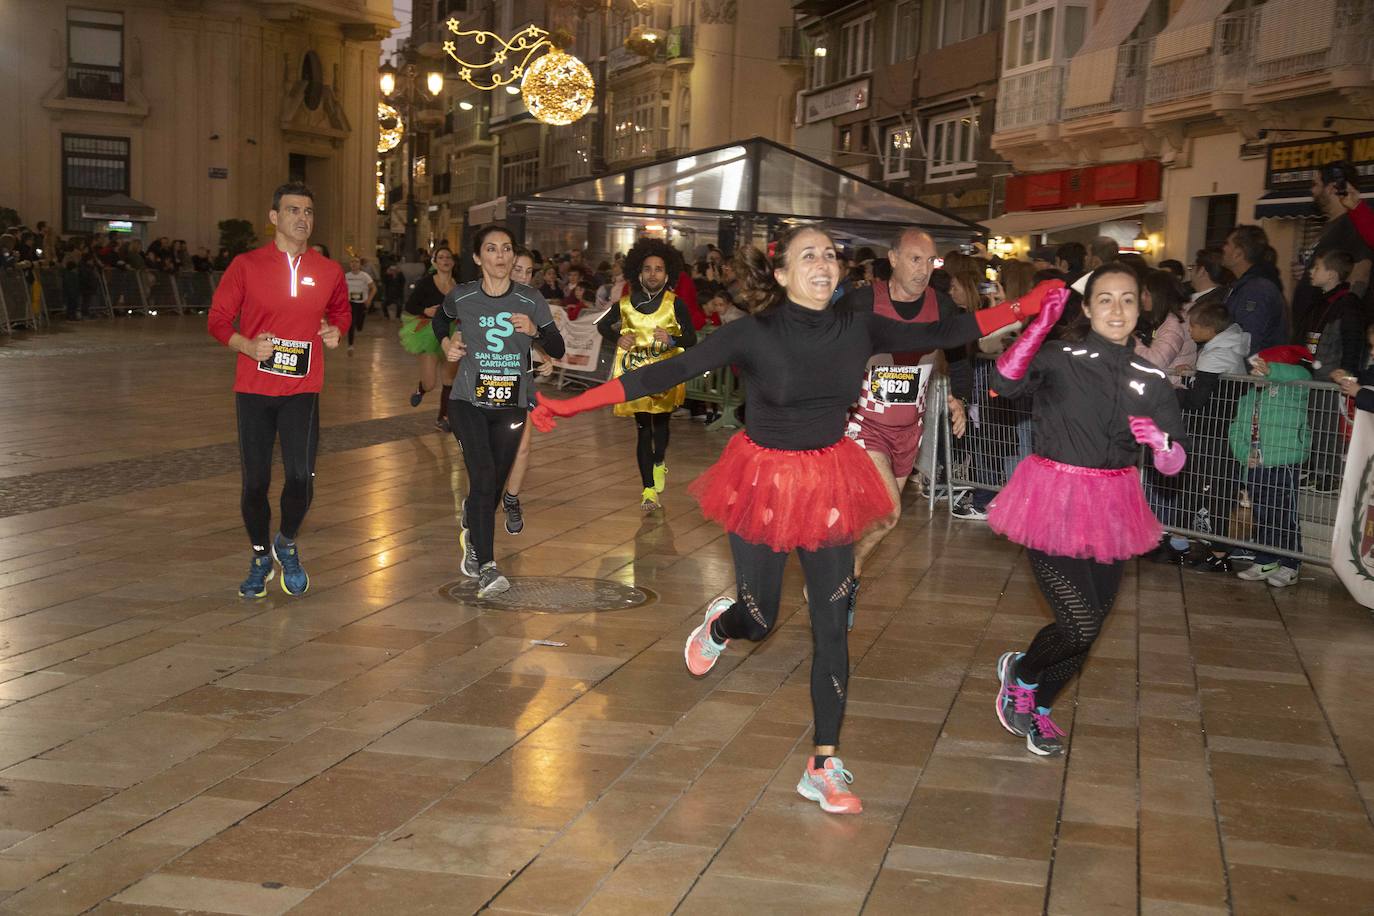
[236,392,319,551]
[712,533,855,746]
[1016,549,1124,709]
[634,411,671,488]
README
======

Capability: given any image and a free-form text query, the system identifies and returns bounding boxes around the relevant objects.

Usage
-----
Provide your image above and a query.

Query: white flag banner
[1331,406,1374,609]
[548,304,605,373]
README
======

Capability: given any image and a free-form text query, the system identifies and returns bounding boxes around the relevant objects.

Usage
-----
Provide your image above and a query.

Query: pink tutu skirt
[987,454,1161,563]
[688,433,894,553]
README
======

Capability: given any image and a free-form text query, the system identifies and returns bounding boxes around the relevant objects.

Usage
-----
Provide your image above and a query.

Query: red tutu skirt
[987,454,1161,563]
[688,433,894,553]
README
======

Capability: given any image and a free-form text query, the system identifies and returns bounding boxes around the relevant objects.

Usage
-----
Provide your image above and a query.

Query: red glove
[530,379,627,432]
[974,279,1066,337]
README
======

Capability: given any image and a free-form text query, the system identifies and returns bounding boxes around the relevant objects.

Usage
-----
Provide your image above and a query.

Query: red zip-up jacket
[208,243,351,395]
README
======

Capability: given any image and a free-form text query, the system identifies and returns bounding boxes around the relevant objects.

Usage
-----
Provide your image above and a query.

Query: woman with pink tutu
[991,265,1188,756]
[532,225,1056,814]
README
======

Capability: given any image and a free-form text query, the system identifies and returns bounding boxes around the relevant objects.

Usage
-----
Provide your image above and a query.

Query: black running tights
[634,411,671,488]
[348,301,366,345]
[236,392,319,551]
[451,399,526,565]
[1017,549,1124,708]
[714,533,855,746]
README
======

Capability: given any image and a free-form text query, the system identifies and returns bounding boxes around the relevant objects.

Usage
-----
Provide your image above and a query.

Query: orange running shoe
[684,596,732,677]
[796,757,863,815]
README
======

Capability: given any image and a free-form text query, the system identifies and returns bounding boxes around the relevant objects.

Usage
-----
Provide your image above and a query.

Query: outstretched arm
[533,319,747,430]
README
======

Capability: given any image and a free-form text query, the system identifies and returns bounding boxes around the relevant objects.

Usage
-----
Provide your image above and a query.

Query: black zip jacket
[992,331,1188,469]
[617,300,986,451]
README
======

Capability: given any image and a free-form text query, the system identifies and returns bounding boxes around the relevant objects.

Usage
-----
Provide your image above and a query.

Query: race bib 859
[257,337,312,378]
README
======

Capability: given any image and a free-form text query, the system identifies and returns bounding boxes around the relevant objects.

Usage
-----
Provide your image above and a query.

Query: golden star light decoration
[441,19,594,126]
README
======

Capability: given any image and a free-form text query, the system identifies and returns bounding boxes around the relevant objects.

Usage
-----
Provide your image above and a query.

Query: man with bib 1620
[840,229,978,629]
[597,237,698,511]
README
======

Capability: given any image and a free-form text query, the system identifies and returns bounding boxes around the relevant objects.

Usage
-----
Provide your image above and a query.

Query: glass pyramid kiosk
[467,136,983,267]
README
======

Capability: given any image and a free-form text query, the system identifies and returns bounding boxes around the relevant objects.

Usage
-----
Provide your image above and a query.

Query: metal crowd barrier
[941,359,1345,566]
[0,267,46,332]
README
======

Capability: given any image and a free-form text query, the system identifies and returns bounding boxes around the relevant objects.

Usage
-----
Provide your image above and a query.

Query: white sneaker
[1236,561,1278,581]
[1265,566,1299,588]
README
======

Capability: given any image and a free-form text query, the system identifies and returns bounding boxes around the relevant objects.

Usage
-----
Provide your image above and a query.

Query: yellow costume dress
[612,289,686,416]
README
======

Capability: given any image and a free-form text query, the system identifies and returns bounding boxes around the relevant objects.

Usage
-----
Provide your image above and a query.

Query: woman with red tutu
[532,225,1053,815]
[990,265,1188,757]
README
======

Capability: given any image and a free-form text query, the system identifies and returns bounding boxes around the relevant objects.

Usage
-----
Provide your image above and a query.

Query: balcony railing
[1248,0,1374,85]
[778,26,806,62]
[995,65,1063,132]
[1061,39,1150,121]
[67,64,124,102]
[1146,9,1256,106]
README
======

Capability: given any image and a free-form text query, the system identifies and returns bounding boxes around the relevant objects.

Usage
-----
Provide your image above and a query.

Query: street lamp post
[378,55,443,258]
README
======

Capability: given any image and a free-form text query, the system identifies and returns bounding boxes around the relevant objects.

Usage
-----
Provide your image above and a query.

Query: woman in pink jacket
[1134,269,1197,374]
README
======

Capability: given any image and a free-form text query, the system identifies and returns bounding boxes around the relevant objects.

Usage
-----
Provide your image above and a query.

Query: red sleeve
[1350,202,1374,250]
[675,271,705,330]
[207,257,244,345]
[326,270,352,335]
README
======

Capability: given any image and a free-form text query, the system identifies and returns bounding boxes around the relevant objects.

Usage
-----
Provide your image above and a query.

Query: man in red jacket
[208,182,350,598]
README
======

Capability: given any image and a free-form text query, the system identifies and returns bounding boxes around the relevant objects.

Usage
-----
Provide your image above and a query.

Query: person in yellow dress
[596,238,698,510]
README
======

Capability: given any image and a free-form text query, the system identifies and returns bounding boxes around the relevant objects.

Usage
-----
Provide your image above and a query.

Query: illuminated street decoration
[521,50,594,126]
[441,19,594,126]
[377,101,403,153]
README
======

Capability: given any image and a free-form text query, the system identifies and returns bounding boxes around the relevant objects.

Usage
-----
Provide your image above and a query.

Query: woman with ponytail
[532,225,1058,815]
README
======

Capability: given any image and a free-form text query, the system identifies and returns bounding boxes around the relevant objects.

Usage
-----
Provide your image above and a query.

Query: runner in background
[596,238,698,511]
[207,181,350,598]
[400,247,458,431]
[840,229,985,629]
[343,256,374,353]
[499,247,556,535]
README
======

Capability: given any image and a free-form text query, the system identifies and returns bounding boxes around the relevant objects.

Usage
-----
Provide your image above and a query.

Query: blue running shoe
[273,533,309,596]
[239,553,274,598]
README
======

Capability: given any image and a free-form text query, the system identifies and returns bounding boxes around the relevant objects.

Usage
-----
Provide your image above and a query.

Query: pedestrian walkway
[0,318,1372,914]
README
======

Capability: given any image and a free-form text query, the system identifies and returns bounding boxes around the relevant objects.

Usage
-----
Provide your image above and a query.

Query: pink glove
[1129,416,1186,476]
[994,286,1069,382]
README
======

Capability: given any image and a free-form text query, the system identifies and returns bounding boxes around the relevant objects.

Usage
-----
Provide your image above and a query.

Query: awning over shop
[1254,189,1374,219]
[982,202,1163,237]
[80,193,157,222]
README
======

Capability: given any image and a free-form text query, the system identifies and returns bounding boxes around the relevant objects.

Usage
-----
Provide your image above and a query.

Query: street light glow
[426,71,445,96]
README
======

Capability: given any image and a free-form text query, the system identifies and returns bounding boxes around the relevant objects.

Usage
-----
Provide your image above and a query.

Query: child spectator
[1177,300,1250,571]
[1228,345,1313,587]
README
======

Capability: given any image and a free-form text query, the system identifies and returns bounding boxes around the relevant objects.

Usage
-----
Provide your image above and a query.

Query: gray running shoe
[502,492,524,535]
[995,651,1034,738]
[1026,710,1067,757]
[460,528,479,578]
[477,562,511,597]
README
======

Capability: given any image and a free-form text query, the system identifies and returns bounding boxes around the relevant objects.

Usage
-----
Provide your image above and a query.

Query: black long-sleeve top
[992,331,1188,469]
[596,288,698,349]
[405,274,446,316]
[837,285,973,401]
[617,299,987,450]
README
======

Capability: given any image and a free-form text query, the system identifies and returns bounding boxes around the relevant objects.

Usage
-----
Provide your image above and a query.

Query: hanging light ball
[521,49,594,126]
[377,101,403,153]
